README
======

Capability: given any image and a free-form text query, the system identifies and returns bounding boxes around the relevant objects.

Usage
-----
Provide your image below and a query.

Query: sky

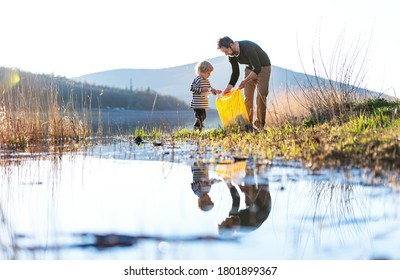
[0,0,398,97]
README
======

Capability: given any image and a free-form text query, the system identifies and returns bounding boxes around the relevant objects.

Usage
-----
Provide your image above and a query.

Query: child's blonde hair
[195,61,214,76]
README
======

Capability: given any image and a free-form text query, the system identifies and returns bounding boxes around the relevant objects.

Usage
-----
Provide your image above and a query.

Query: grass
[170,91,399,169]
[0,68,93,150]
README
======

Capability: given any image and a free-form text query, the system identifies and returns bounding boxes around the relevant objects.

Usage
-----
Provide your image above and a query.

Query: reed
[291,30,376,125]
[0,68,92,149]
[267,88,310,126]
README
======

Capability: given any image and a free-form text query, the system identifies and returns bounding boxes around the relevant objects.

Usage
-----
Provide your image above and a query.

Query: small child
[190,61,221,131]
[191,161,220,211]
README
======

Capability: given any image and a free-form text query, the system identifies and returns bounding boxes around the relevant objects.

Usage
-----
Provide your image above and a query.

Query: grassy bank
[169,97,400,174]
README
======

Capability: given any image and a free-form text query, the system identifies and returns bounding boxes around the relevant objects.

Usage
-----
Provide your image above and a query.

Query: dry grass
[261,30,392,129]
[266,89,310,126]
[291,29,378,124]
[0,68,92,149]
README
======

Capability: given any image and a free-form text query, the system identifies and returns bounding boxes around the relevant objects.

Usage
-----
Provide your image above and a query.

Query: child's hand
[213,90,222,95]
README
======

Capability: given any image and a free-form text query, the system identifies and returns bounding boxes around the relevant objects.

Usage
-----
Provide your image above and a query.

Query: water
[91,109,222,133]
[0,141,399,260]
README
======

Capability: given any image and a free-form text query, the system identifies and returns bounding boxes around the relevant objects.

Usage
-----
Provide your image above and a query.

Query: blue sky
[0,0,398,96]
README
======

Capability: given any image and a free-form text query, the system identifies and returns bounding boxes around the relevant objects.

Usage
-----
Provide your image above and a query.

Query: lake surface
[1,140,399,260]
[91,109,222,133]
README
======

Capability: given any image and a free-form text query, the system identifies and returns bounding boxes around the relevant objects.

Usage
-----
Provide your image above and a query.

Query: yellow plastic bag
[216,89,251,130]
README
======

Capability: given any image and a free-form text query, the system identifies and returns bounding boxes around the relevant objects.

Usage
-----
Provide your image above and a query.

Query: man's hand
[238,80,247,89]
[222,84,233,94]
[239,71,256,89]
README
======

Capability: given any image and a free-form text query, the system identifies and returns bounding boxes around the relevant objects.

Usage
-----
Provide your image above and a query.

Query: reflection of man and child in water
[191,158,271,236]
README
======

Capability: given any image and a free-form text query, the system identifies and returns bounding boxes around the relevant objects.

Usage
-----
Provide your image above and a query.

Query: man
[218,159,271,236]
[217,36,271,130]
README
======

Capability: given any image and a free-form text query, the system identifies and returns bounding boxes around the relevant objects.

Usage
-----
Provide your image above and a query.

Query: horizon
[0,0,398,97]
[3,56,387,97]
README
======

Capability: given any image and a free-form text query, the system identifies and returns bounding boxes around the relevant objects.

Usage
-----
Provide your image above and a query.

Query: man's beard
[230,48,239,57]
[228,50,239,57]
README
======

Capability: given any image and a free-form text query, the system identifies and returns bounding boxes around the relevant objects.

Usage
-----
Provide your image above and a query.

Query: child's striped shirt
[190,76,211,109]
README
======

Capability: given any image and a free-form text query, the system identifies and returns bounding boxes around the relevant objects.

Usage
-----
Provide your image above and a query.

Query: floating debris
[153,141,163,147]
[134,136,143,145]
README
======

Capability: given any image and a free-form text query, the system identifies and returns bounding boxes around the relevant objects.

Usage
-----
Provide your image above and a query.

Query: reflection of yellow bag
[215,161,247,181]
[216,89,250,129]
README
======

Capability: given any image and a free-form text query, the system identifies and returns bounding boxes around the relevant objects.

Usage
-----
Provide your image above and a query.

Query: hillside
[73,56,310,109]
[0,67,190,111]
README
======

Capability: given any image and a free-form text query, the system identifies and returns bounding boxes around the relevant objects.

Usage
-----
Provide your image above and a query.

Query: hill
[72,56,311,109]
[0,67,190,111]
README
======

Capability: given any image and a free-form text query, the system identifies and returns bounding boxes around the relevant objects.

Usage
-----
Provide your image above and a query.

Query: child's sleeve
[190,79,202,94]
